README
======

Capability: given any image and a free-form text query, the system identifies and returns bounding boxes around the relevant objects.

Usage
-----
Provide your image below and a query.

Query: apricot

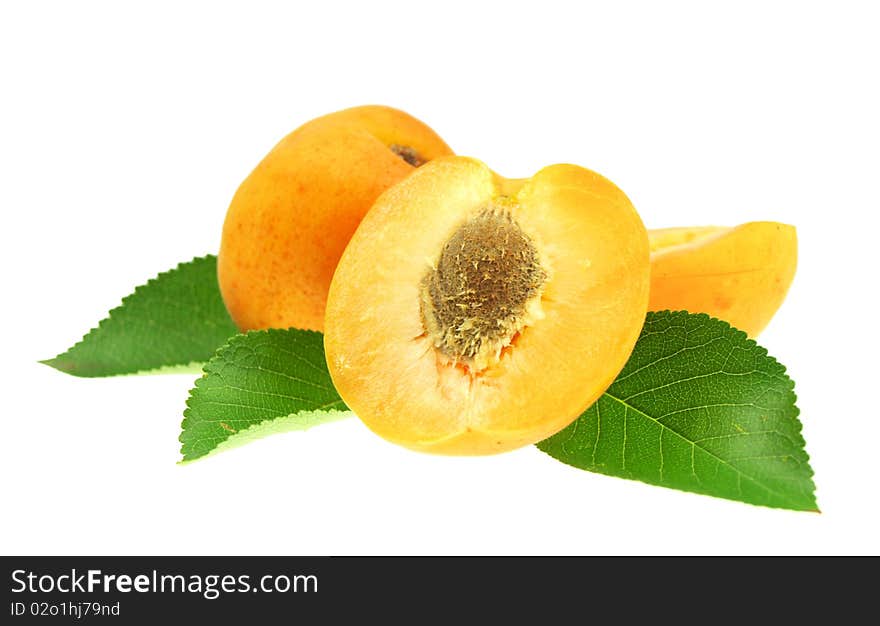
[324,156,650,455]
[648,221,797,337]
[218,105,454,332]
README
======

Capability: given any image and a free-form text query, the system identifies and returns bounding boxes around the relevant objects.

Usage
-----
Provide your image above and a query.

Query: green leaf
[180,329,348,462]
[537,311,816,511]
[183,409,352,463]
[42,255,237,377]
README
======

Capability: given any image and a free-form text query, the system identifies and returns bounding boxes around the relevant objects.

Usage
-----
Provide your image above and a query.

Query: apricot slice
[648,222,797,337]
[324,156,650,455]
[218,105,453,332]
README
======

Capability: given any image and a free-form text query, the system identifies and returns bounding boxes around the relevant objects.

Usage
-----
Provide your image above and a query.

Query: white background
[2,1,878,556]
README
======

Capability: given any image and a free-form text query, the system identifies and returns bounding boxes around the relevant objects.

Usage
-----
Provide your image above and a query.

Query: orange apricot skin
[648,222,797,337]
[325,156,650,455]
[217,105,453,332]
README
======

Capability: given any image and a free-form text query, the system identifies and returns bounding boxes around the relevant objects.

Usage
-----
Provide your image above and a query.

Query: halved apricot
[324,156,650,455]
[649,222,797,337]
[218,105,453,332]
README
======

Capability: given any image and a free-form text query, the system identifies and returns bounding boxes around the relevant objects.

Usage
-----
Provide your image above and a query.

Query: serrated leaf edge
[41,254,223,377]
[178,328,345,461]
[538,310,818,511]
[179,408,353,464]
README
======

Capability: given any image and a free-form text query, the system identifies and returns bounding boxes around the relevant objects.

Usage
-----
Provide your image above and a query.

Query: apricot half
[218,105,453,332]
[324,156,650,455]
[648,221,797,337]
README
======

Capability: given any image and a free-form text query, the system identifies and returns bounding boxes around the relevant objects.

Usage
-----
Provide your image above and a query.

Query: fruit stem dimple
[390,144,425,167]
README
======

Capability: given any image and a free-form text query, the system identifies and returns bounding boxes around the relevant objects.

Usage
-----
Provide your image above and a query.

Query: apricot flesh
[324,156,650,455]
[218,105,453,332]
[648,222,797,337]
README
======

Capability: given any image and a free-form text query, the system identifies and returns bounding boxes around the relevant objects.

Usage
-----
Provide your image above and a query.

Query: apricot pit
[421,206,547,369]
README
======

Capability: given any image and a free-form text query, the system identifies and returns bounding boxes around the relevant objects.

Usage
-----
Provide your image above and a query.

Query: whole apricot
[324,156,650,455]
[648,222,797,337]
[218,105,454,332]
